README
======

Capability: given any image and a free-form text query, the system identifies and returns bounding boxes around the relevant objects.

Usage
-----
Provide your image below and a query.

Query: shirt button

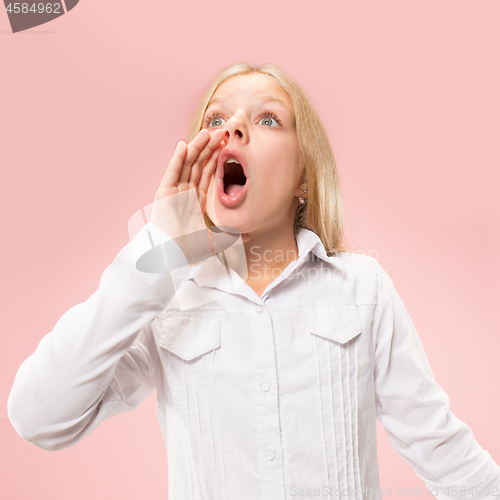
[265,447,276,461]
[255,304,263,313]
[260,380,271,392]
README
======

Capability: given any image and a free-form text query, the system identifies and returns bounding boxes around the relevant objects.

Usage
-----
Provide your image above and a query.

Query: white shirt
[7,221,500,500]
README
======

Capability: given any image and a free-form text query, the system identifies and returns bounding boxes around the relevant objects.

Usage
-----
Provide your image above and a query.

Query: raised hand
[154,128,224,218]
[145,128,244,270]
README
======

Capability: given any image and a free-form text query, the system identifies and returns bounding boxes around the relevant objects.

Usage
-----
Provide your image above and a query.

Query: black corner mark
[4,0,79,33]
[64,0,78,11]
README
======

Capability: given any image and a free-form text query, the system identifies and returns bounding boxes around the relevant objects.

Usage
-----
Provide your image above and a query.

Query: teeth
[226,158,240,164]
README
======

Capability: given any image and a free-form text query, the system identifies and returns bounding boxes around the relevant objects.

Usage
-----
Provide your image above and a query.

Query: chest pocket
[158,314,221,361]
[307,304,362,344]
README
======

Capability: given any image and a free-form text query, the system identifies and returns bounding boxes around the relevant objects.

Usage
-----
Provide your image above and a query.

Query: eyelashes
[203,111,284,128]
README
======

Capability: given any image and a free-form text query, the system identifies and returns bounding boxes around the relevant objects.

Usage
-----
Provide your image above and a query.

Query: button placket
[251,299,281,481]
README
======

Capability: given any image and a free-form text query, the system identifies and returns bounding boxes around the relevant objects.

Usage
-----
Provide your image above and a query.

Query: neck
[242,225,299,285]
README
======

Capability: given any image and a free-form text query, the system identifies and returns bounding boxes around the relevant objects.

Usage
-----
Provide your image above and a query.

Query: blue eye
[260,111,283,127]
[203,111,283,128]
[207,115,226,127]
[260,115,279,127]
[203,113,226,128]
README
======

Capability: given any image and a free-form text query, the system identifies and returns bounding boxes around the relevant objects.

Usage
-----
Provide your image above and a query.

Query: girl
[8,62,500,500]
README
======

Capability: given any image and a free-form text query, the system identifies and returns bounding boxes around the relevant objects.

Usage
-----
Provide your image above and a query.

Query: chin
[207,209,249,235]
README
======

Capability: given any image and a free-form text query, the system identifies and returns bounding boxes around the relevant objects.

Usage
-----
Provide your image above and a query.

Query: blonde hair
[185,62,348,256]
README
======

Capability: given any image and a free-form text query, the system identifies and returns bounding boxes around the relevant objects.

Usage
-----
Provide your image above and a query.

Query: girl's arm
[7,221,177,451]
[7,128,226,452]
[373,261,500,500]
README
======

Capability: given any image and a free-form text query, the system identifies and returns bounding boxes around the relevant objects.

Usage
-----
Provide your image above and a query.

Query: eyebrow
[206,95,293,115]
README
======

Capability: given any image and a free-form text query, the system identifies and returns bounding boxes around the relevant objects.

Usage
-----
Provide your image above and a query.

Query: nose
[222,114,246,145]
[222,128,243,146]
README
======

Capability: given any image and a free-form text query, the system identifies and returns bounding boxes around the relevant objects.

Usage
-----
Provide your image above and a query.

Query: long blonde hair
[185,62,348,256]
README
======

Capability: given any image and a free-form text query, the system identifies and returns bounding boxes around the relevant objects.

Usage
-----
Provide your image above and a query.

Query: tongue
[225,184,245,196]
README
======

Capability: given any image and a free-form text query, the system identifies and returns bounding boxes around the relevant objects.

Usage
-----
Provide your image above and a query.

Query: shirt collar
[184,227,345,291]
[296,227,346,272]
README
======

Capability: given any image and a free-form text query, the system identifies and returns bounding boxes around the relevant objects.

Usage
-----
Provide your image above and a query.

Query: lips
[217,148,250,207]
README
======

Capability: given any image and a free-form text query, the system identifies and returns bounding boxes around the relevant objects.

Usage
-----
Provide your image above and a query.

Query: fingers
[197,141,224,195]
[156,128,224,201]
[176,129,210,184]
[180,128,225,184]
[158,140,188,195]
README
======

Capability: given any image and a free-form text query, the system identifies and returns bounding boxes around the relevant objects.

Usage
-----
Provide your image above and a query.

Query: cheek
[267,148,301,185]
[271,136,301,167]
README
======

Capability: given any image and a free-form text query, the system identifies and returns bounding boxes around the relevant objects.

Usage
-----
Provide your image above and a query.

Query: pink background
[1,1,500,498]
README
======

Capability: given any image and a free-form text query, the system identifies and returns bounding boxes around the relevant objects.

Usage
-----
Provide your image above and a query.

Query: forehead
[208,73,293,111]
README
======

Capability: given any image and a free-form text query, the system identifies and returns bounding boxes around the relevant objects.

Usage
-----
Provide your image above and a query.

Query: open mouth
[223,158,247,195]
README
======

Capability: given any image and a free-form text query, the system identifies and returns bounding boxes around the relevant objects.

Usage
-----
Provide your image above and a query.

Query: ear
[294,182,308,200]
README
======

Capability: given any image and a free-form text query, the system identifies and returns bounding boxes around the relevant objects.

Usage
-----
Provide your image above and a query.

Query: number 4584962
[5,3,62,14]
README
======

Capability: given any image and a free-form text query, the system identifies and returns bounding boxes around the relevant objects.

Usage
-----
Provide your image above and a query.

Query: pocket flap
[159,315,221,361]
[307,305,362,344]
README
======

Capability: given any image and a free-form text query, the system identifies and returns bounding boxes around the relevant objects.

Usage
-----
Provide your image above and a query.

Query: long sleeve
[7,221,187,451]
[373,261,500,500]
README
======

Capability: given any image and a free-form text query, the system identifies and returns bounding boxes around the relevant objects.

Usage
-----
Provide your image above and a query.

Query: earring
[298,187,307,204]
